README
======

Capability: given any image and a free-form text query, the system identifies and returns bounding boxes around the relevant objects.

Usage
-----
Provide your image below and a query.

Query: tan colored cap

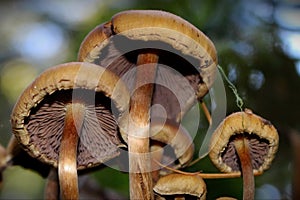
[11,62,129,169]
[209,109,279,174]
[78,10,217,121]
[149,119,194,168]
[153,173,206,199]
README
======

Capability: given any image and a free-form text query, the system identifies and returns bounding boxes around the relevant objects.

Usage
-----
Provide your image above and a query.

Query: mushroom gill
[25,89,121,169]
[221,133,270,172]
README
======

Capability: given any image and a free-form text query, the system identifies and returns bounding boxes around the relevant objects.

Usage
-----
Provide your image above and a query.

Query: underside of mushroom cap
[11,62,130,169]
[78,10,217,122]
[209,109,279,174]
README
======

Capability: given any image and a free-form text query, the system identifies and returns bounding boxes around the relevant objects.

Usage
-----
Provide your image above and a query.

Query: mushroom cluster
[0,9,279,200]
[152,109,279,200]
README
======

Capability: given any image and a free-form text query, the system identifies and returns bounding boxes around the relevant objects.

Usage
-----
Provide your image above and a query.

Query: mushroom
[216,197,237,200]
[150,118,194,168]
[10,62,129,199]
[209,109,279,200]
[78,10,217,122]
[78,10,217,199]
[149,118,194,181]
[153,173,206,200]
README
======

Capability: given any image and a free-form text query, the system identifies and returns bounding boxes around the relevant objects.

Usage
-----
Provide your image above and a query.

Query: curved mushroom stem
[233,137,254,200]
[153,159,262,179]
[58,103,85,200]
[128,52,158,200]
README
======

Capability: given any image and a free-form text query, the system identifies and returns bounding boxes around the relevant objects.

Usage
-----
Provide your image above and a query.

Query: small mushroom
[216,197,237,200]
[149,118,194,182]
[150,118,194,169]
[209,109,279,200]
[78,10,217,199]
[153,173,206,200]
[10,62,129,199]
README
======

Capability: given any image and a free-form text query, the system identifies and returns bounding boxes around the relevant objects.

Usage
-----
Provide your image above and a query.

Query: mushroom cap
[209,109,279,174]
[216,197,237,200]
[11,62,129,170]
[153,173,206,199]
[78,10,217,121]
[149,118,194,168]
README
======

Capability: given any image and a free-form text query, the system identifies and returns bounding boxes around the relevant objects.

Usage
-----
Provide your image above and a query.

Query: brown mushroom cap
[153,173,206,199]
[11,62,129,170]
[209,109,279,174]
[216,197,237,200]
[150,118,194,168]
[78,10,217,122]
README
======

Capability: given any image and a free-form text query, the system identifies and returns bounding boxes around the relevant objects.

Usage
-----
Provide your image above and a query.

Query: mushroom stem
[58,103,85,200]
[233,137,254,200]
[44,168,59,200]
[128,52,158,200]
[154,159,262,179]
[200,101,212,126]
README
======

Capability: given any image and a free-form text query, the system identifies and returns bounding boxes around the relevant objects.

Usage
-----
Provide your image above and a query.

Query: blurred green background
[0,0,299,199]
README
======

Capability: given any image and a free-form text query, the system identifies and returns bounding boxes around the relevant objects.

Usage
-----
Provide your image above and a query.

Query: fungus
[149,118,194,181]
[153,173,206,200]
[10,62,129,199]
[78,10,217,122]
[78,10,217,199]
[209,109,279,200]
[150,118,194,169]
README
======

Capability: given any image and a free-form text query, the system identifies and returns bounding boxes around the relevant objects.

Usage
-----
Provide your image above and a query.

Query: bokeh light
[12,22,66,62]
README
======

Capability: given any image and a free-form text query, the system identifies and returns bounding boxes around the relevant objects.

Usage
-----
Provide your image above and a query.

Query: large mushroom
[78,10,217,199]
[78,10,217,121]
[209,109,279,200]
[10,62,129,199]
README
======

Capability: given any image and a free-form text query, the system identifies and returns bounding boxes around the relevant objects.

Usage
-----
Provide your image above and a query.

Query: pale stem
[233,137,254,200]
[58,103,85,200]
[153,159,262,179]
[200,101,212,126]
[128,52,158,200]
